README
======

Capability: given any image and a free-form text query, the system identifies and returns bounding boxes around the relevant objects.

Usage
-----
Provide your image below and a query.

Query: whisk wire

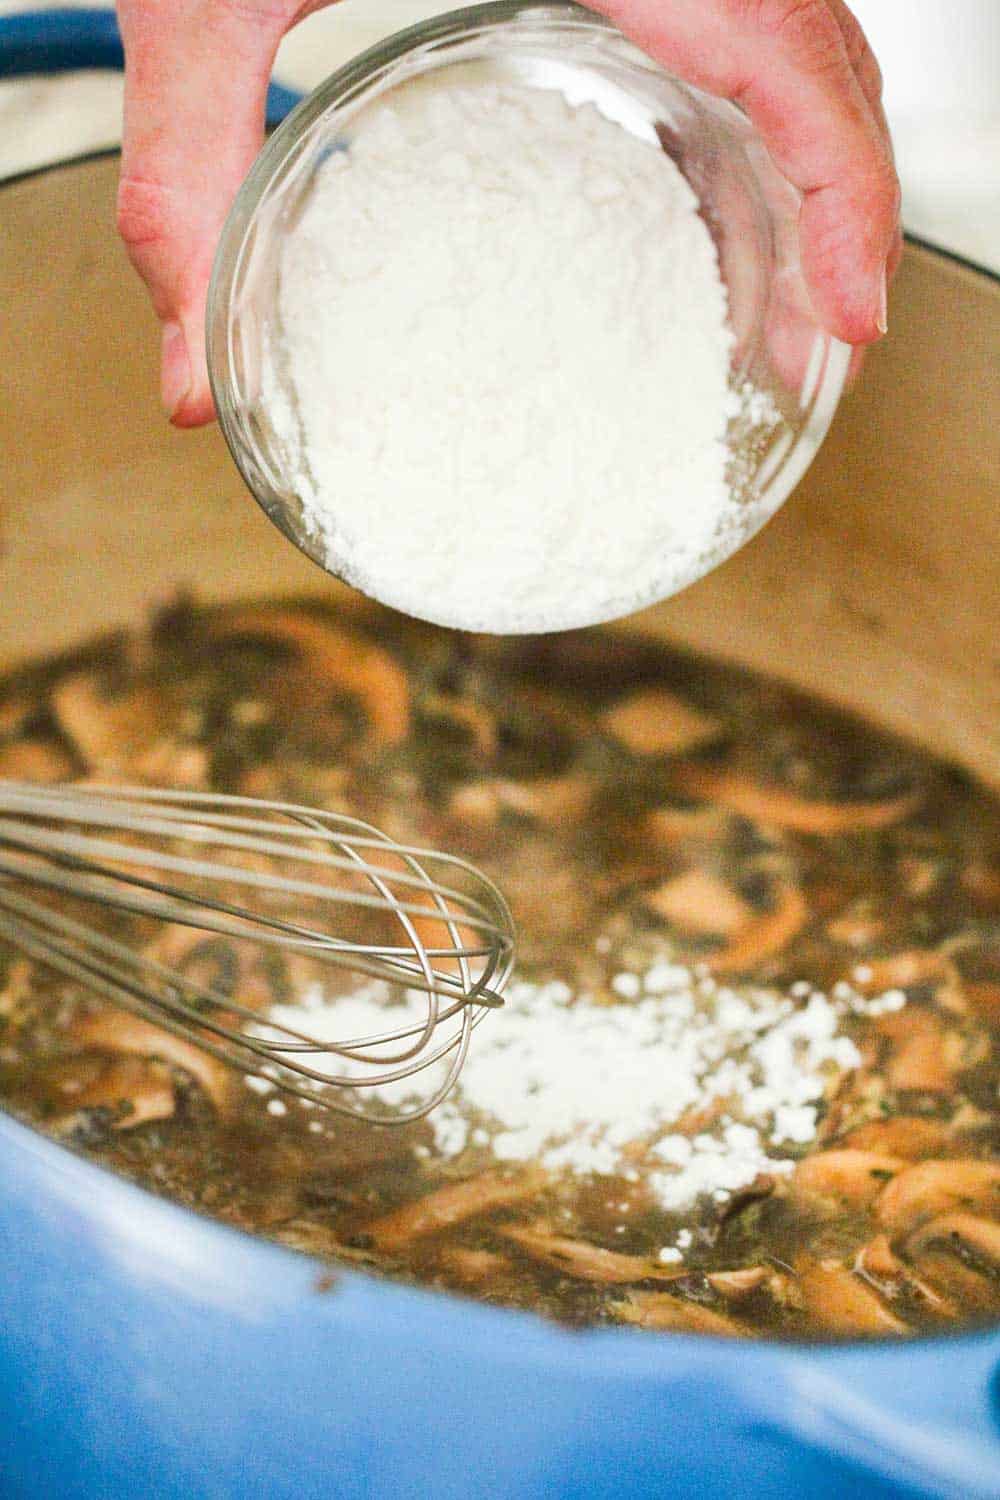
[0,782,506,908]
[0,781,515,1122]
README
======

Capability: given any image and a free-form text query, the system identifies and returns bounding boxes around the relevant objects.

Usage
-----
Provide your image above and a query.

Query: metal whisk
[0,781,515,1122]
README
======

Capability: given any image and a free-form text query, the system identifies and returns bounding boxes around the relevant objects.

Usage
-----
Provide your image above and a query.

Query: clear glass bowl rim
[206,0,851,627]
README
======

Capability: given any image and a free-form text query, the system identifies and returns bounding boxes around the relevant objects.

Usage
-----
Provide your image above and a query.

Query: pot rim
[1,144,999,1341]
[2,136,999,289]
[2,153,1000,1500]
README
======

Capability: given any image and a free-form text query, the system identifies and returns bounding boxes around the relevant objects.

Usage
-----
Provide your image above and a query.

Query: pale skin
[116,0,902,427]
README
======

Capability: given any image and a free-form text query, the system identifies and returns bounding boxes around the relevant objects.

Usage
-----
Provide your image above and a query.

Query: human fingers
[825,0,903,284]
[589,0,901,344]
[116,0,294,426]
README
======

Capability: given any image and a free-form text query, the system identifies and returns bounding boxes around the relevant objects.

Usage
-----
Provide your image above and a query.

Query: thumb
[116,0,290,426]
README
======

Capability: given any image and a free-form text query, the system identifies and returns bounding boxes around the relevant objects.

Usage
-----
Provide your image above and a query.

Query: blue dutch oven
[0,12,999,1498]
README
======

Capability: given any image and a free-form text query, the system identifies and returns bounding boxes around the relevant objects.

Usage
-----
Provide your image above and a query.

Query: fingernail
[161,320,191,420]
[875,264,889,336]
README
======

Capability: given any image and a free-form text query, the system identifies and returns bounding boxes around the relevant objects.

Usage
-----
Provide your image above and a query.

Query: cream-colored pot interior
[2,157,998,785]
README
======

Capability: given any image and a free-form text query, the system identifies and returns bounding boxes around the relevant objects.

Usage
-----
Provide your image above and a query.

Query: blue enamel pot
[1,13,999,1497]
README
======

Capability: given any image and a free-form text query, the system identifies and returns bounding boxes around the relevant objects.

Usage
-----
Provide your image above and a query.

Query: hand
[116,0,901,427]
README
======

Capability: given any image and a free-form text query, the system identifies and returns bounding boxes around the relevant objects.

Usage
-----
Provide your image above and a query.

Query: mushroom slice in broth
[0,596,997,1342]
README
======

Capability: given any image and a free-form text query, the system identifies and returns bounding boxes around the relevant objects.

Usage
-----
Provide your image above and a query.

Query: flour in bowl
[263,81,745,632]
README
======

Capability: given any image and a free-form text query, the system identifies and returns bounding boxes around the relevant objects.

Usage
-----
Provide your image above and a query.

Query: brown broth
[0,595,998,1341]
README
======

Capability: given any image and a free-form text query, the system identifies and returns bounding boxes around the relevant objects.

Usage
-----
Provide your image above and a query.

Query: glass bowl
[207,0,851,633]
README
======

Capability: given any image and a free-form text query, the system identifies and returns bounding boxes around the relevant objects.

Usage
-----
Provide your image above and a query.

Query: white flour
[264,81,743,632]
[255,964,899,1225]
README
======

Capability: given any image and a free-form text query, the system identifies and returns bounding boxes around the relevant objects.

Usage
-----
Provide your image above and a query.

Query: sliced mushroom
[855,1233,900,1281]
[877,1160,1000,1234]
[490,775,594,826]
[880,1008,958,1093]
[850,951,954,996]
[644,804,729,848]
[364,1168,547,1253]
[438,1246,513,1284]
[212,609,410,748]
[0,739,75,782]
[854,1233,955,1317]
[948,1101,996,1137]
[610,1290,749,1337]
[826,909,886,949]
[601,689,721,757]
[795,1258,909,1336]
[259,1218,344,1259]
[904,1214,1000,1313]
[645,869,751,937]
[0,956,34,1023]
[160,929,287,1015]
[71,1009,235,1112]
[132,738,209,788]
[905,1212,1000,1267]
[54,1055,176,1130]
[670,762,921,836]
[841,1116,951,1161]
[888,1033,962,1094]
[418,693,496,757]
[498,1221,685,1284]
[52,674,165,775]
[706,1266,771,1299]
[793,1149,905,1211]
[143,923,219,966]
[448,774,593,828]
[708,882,809,974]
[448,782,503,824]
